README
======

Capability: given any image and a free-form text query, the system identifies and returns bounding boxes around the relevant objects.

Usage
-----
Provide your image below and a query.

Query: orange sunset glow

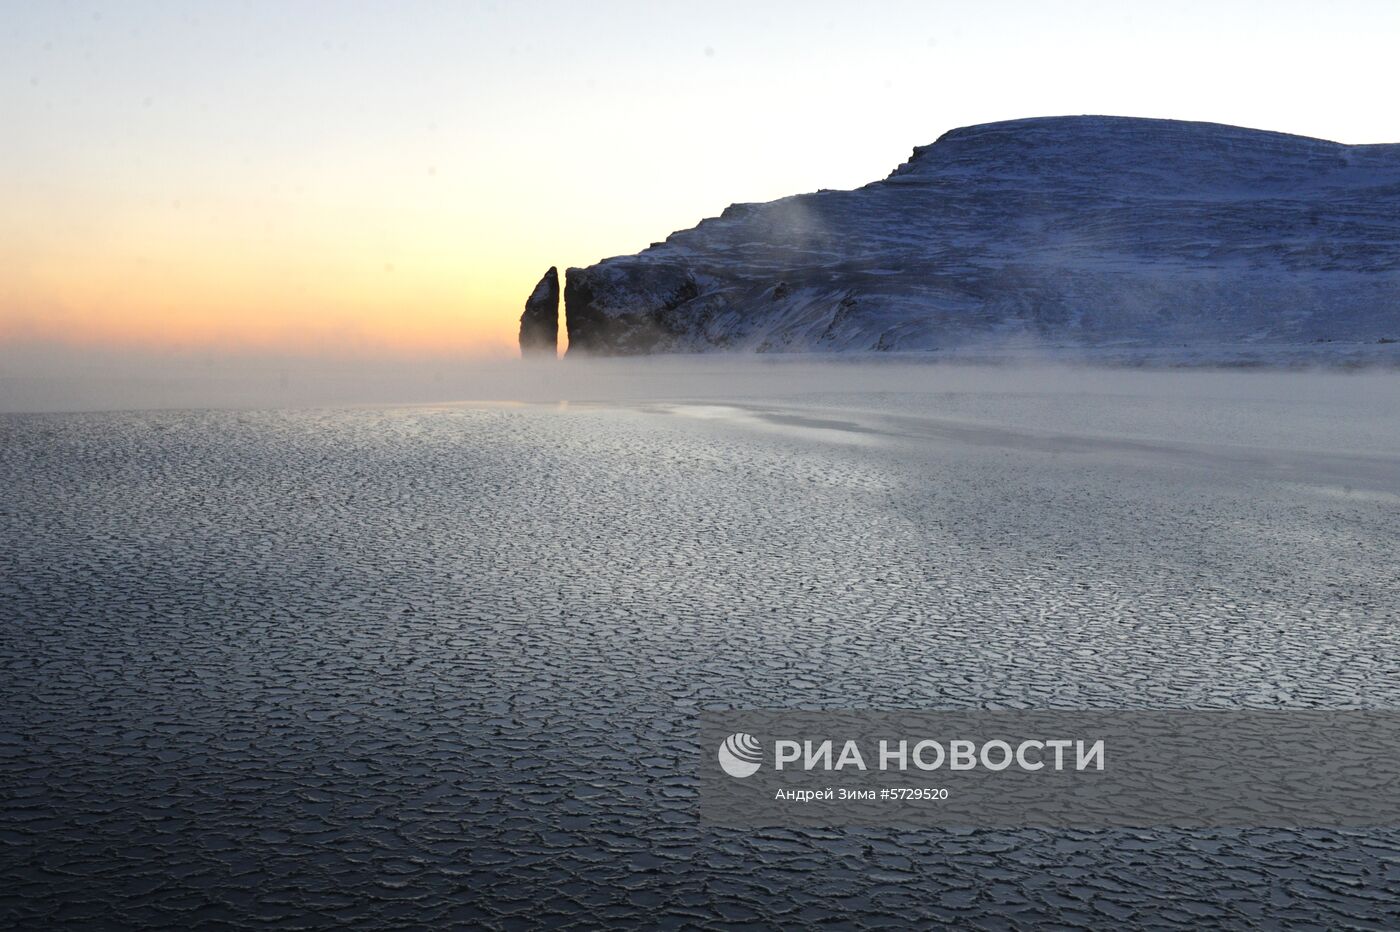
[6,1,1400,364]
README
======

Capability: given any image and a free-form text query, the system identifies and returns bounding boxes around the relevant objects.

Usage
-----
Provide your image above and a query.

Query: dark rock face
[558,116,1400,357]
[563,263,698,355]
[518,267,559,357]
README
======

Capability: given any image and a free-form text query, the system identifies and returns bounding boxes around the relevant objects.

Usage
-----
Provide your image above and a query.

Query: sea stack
[519,267,559,357]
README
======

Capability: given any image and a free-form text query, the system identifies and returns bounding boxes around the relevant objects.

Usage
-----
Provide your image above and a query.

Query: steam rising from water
[3,342,1398,417]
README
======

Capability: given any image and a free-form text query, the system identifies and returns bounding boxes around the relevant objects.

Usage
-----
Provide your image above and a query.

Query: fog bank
[2,343,1399,424]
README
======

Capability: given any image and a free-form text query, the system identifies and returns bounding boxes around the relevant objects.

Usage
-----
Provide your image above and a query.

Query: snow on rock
[558,116,1400,358]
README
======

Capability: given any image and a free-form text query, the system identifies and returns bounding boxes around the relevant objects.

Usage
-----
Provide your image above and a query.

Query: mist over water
[4,342,1400,420]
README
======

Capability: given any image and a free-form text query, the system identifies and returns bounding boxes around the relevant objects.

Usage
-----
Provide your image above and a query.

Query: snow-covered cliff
[556,116,1400,358]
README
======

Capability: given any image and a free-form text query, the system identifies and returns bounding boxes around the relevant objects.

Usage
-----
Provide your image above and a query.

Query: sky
[4,0,1400,361]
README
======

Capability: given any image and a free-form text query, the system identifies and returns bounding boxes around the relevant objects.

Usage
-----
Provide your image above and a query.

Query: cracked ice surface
[2,373,1399,927]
